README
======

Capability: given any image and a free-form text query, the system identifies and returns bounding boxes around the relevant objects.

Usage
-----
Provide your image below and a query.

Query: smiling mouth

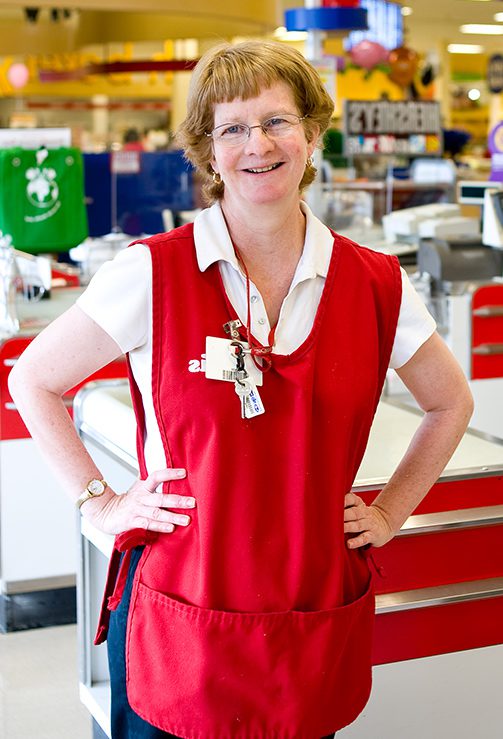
[244,163,283,174]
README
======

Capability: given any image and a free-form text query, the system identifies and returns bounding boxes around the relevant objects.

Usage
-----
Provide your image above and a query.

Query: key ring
[230,341,248,386]
[229,340,251,355]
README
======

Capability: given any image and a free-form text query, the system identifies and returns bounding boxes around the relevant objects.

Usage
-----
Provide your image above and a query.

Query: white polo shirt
[77,201,436,472]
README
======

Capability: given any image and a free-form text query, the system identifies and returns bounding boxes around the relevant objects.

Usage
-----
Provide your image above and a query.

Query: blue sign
[285,7,367,32]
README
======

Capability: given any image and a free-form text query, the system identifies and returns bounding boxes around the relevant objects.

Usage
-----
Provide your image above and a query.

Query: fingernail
[174,468,186,477]
[167,524,175,532]
[180,515,190,525]
[187,497,196,507]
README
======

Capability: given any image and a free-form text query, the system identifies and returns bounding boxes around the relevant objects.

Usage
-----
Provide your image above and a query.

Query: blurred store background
[0,0,501,237]
[1,2,503,738]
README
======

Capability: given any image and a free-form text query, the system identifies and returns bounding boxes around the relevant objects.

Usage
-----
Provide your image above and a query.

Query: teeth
[247,164,279,173]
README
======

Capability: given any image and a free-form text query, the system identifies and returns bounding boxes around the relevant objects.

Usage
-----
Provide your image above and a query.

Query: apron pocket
[125,579,374,739]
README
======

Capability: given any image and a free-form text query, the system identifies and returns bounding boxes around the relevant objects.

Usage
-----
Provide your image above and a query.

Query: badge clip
[223,319,242,340]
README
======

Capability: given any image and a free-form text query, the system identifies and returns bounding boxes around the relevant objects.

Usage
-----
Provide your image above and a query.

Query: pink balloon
[349,41,389,71]
[7,63,30,90]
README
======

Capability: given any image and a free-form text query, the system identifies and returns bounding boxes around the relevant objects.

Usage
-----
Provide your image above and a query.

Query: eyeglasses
[206,114,307,147]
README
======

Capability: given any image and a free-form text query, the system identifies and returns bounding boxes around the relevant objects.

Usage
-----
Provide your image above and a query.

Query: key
[234,378,265,419]
[234,379,252,419]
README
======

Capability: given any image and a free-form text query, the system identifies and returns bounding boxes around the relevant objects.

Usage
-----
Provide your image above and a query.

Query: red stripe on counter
[373,595,503,664]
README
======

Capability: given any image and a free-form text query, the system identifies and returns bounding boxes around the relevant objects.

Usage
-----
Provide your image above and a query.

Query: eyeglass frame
[205,113,308,147]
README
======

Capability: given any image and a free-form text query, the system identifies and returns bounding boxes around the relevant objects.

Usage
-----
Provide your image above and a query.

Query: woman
[9,41,473,739]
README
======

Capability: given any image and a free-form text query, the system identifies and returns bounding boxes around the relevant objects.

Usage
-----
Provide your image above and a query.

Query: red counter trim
[373,594,503,664]
[0,337,128,441]
[359,475,503,515]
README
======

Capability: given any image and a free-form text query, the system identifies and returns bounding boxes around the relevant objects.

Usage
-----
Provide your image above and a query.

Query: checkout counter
[0,250,127,632]
[74,381,503,739]
[379,184,503,442]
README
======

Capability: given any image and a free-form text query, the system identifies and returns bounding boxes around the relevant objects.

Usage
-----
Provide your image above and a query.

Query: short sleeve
[389,268,436,369]
[76,243,151,353]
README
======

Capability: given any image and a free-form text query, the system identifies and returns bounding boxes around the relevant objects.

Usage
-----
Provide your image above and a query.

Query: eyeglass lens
[211,114,304,145]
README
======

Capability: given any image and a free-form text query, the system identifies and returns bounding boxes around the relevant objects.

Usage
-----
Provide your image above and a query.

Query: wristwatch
[76,478,108,509]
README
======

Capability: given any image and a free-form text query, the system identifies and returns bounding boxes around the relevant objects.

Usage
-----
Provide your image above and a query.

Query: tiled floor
[0,624,91,738]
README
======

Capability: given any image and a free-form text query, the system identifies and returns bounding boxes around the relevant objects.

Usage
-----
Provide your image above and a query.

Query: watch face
[88,479,105,496]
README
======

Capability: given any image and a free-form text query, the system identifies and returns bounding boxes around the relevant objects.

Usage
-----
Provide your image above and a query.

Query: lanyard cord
[232,244,274,373]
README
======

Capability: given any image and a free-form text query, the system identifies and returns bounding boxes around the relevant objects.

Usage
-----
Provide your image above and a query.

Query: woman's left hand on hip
[343,492,394,549]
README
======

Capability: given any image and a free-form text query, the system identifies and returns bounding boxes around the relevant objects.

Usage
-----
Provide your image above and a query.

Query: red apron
[96,223,401,738]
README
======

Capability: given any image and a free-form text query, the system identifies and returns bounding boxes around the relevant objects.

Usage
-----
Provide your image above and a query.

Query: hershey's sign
[345,100,441,136]
[343,100,442,156]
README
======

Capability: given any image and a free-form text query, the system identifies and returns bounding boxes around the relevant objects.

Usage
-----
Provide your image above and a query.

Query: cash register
[382,202,481,245]
[417,181,503,290]
[483,187,503,249]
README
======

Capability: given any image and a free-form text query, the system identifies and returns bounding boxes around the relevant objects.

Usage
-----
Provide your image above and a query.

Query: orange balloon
[388,46,418,87]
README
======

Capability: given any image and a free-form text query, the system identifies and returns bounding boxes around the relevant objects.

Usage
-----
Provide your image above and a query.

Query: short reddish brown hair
[176,40,334,203]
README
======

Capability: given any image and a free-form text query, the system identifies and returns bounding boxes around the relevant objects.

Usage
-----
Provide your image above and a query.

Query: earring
[212,170,222,185]
[306,156,314,168]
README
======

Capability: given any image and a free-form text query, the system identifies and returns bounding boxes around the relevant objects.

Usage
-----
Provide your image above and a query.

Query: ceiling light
[495,13,503,22]
[448,43,484,53]
[468,89,481,101]
[460,24,503,34]
[401,6,413,16]
[273,26,307,41]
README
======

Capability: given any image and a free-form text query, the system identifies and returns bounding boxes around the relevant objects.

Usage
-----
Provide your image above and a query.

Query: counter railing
[74,379,503,739]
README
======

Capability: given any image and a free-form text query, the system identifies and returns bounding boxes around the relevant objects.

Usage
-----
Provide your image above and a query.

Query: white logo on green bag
[24,165,61,223]
[26,167,59,208]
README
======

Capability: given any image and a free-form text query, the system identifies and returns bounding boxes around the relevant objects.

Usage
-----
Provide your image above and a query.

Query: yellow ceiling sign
[0,44,181,97]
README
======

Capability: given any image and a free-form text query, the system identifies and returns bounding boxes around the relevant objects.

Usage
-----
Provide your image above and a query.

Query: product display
[0,146,88,254]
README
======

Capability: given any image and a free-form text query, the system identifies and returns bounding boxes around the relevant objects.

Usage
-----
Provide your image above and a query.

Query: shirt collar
[193,200,333,280]
[194,202,239,273]
[295,200,332,282]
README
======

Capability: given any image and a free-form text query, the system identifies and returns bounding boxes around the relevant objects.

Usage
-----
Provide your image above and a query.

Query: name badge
[205,337,263,386]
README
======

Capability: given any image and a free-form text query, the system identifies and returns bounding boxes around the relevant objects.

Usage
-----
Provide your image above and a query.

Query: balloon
[349,41,389,71]
[421,64,435,87]
[7,63,29,90]
[388,46,418,88]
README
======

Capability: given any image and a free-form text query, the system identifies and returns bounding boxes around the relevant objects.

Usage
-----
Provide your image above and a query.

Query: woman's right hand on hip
[80,468,195,535]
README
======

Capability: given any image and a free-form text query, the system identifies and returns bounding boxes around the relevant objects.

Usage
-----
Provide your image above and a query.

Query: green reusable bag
[0,146,88,254]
